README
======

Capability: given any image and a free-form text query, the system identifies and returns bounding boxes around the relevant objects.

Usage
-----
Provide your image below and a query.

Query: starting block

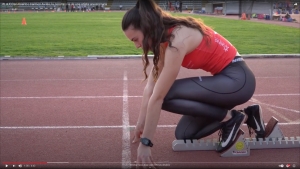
[172,116,300,157]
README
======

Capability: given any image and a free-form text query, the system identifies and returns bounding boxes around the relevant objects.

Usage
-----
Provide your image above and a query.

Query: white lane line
[253,94,300,96]
[0,78,142,82]
[0,78,122,81]
[250,98,296,122]
[266,107,293,123]
[0,76,298,82]
[0,123,299,130]
[1,93,299,99]
[0,126,127,129]
[122,71,131,169]
[255,76,299,79]
[0,96,142,99]
[250,98,300,113]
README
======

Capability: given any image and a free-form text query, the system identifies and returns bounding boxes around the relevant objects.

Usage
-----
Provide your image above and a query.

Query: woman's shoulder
[171,25,206,36]
[167,25,204,54]
[170,25,203,43]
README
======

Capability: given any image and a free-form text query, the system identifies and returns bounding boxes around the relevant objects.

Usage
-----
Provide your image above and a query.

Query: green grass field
[0,12,299,57]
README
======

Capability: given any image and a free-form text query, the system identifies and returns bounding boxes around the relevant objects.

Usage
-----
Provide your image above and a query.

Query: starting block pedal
[246,116,300,149]
[172,116,300,157]
[219,129,250,157]
[172,129,250,157]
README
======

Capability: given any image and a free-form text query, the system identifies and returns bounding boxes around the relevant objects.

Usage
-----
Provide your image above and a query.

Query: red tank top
[164,27,237,75]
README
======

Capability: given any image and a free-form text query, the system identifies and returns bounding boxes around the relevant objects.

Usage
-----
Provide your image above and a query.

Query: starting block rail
[245,136,300,149]
[172,116,300,157]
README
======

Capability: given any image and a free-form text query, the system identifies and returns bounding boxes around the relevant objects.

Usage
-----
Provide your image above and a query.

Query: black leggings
[161,57,256,140]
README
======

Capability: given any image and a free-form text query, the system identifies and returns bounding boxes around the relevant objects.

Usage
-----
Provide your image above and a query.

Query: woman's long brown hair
[122,0,211,81]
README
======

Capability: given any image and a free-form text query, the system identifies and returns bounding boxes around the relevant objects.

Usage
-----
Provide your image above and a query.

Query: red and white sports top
[164,27,237,75]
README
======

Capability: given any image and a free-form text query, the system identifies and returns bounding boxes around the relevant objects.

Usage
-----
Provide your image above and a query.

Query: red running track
[0,58,299,169]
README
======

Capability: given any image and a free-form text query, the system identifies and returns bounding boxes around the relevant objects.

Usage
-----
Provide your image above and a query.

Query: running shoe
[243,104,266,139]
[216,110,246,153]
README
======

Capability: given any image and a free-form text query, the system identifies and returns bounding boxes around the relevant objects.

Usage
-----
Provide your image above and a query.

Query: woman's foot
[243,104,266,139]
[216,110,246,153]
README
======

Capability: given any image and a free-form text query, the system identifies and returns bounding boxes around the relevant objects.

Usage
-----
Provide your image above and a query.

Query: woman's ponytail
[136,0,165,82]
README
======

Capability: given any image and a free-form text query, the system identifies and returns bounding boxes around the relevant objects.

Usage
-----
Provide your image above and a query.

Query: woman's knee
[175,115,213,139]
[175,119,223,140]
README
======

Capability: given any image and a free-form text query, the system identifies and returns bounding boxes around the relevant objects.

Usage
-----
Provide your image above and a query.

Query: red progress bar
[2,162,47,165]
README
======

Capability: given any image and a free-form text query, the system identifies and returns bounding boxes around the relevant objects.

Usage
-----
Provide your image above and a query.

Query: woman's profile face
[124,25,144,49]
